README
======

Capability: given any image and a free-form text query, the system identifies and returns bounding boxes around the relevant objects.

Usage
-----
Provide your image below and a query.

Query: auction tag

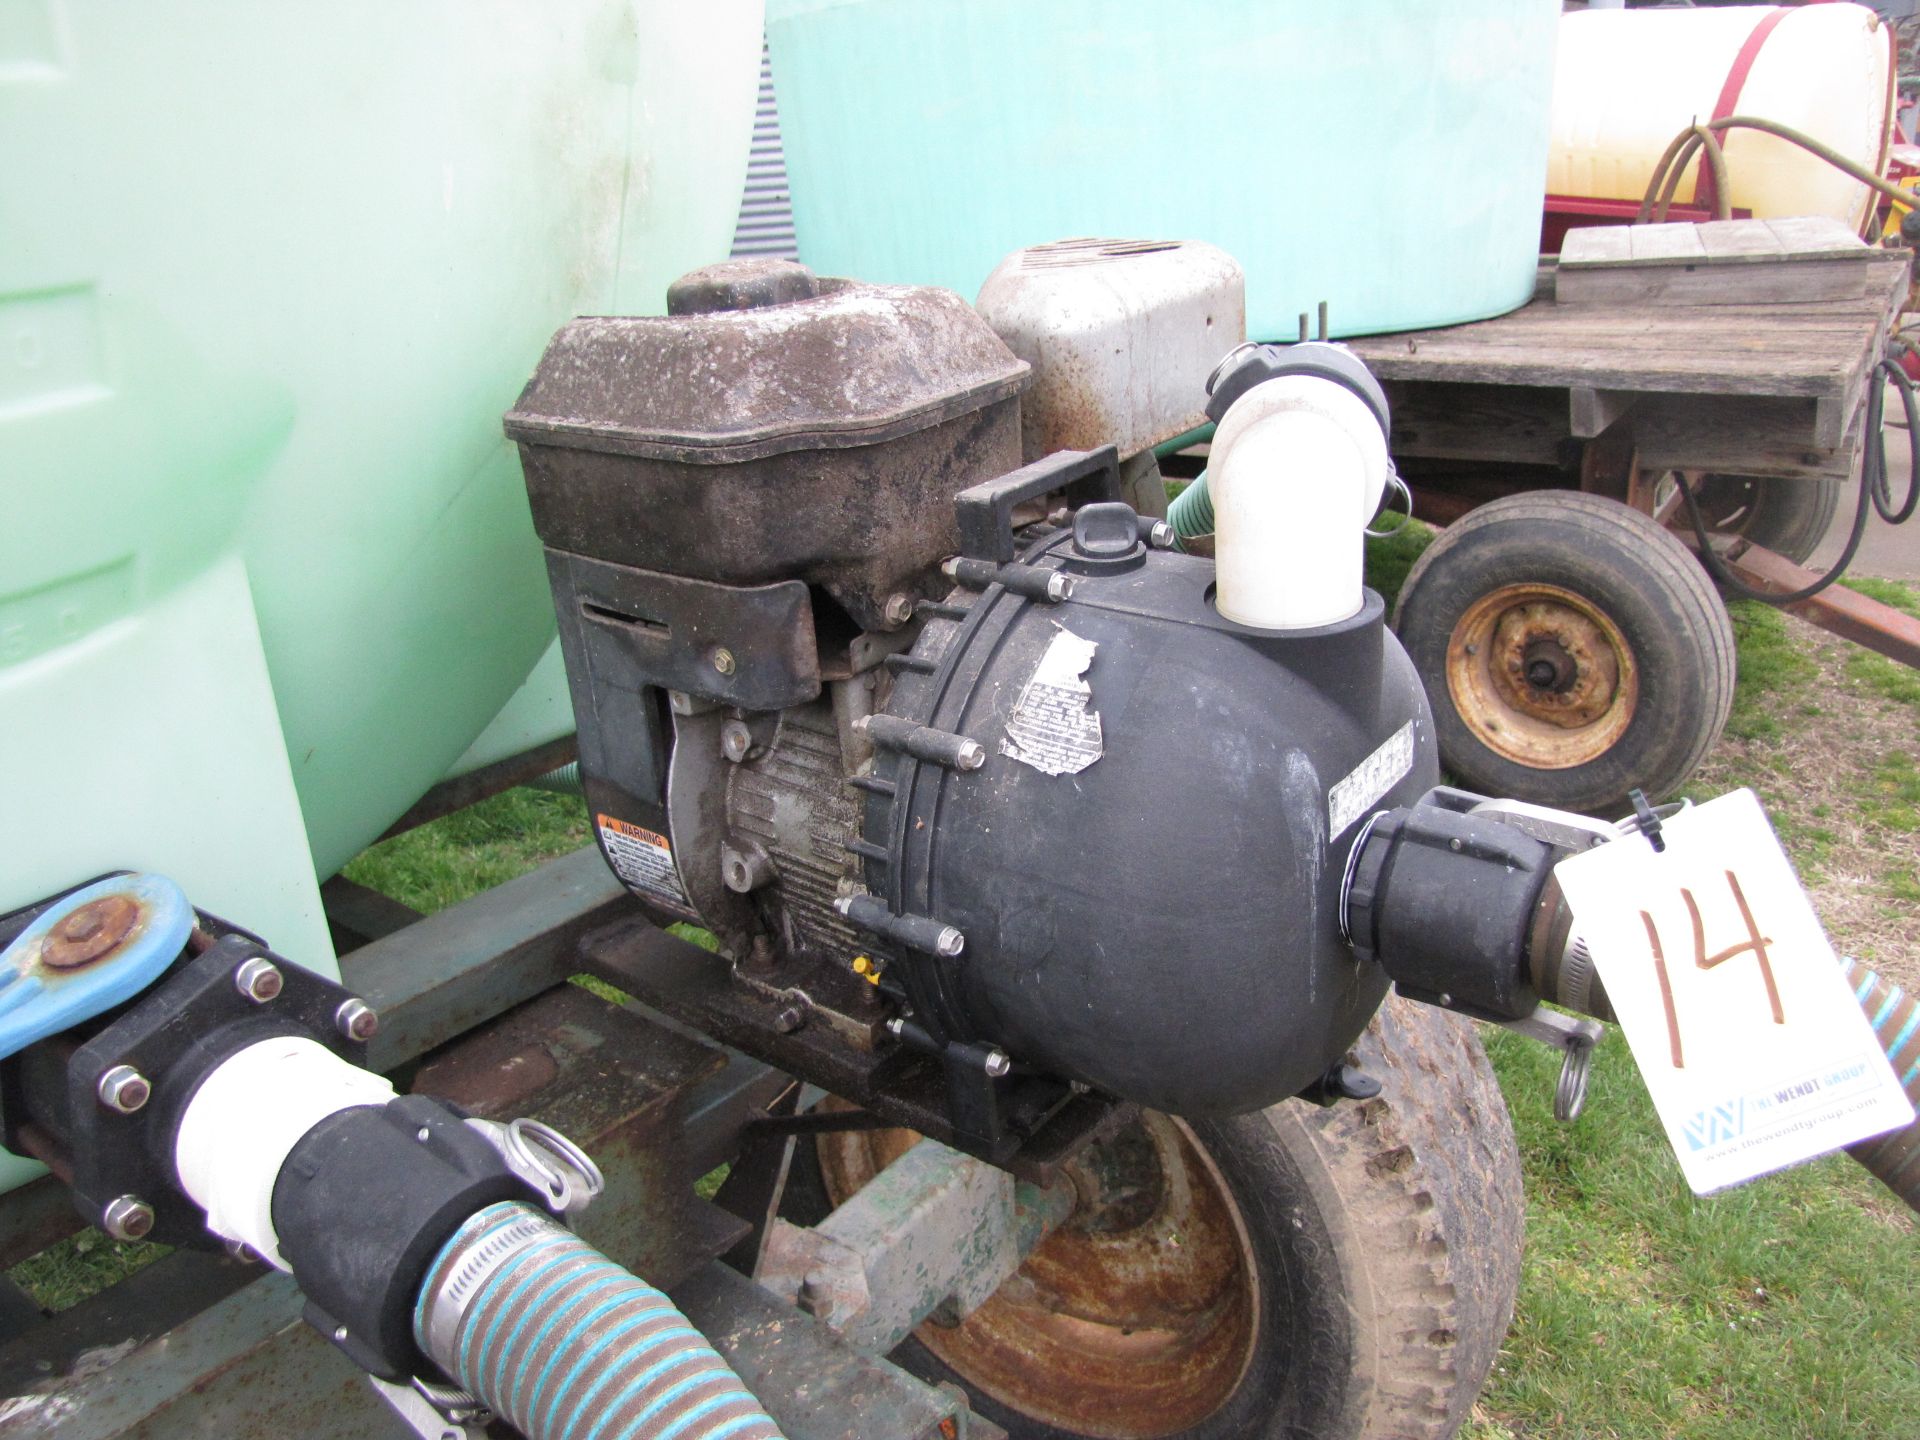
[1554,789,1914,1194]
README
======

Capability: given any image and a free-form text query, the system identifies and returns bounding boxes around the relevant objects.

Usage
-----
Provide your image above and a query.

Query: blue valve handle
[0,874,193,1061]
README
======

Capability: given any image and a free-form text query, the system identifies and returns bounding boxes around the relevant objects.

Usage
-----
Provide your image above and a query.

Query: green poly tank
[0,1,765,980]
[765,0,1560,339]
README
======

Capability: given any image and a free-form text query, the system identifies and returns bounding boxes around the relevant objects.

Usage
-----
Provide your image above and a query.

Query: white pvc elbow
[1208,375,1390,630]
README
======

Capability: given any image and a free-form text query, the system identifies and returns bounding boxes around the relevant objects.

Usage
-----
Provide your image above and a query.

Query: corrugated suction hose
[416,1202,784,1440]
[1841,958,1920,1216]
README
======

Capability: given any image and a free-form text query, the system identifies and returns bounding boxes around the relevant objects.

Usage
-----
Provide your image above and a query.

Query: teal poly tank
[0,1,764,979]
[765,0,1560,339]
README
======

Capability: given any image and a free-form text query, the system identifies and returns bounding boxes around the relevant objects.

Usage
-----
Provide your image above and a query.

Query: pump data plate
[1555,789,1914,1195]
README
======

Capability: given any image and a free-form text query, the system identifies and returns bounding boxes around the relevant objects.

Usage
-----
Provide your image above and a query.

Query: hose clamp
[417,1202,552,1372]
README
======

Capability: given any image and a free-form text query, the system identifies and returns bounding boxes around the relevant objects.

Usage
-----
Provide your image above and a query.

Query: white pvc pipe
[1208,375,1389,630]
[174,1035,396,1269]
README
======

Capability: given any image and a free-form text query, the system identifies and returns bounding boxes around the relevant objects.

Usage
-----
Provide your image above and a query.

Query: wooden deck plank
[1627,222,1707,263]
[1349,253,1905,401]
[1697,220,1783,260]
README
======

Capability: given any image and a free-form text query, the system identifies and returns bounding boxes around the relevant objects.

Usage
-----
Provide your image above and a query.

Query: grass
[1470,1027,1920,1440]
[341,786,587,910]
[9,1231,166,1314]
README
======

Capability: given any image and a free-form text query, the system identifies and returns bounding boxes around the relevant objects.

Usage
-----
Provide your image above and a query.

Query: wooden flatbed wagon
[1334,225,1917,812]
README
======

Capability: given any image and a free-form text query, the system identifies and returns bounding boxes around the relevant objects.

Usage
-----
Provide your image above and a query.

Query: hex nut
[720,719,755,763]
[983,1050,1012,1078]
[233,956,283,1004]
[96,1064,150,1114]
[335,998,380,1042]
[102,1195,155,1242]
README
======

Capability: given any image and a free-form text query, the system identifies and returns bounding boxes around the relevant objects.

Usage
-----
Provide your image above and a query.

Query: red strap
[1693,7,1792,213]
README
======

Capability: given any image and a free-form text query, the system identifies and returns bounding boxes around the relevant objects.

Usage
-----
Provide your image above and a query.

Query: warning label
[596,815,694,915]
[1327,722,1415,840]
[1000,627,1104,777]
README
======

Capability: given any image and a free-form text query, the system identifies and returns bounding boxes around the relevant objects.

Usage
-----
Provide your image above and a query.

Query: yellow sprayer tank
[1548,2,1893,230]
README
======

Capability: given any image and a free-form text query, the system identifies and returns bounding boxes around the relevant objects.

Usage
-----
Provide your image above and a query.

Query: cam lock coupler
[1342,786,1617,1025]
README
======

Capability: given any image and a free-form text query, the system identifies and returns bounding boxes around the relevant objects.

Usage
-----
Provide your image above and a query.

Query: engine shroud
[853,529,1437,1115]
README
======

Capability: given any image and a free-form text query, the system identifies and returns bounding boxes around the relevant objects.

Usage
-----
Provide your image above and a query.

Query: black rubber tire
[1392,491,1736,814]
[1685,473,1841,565]
[792,998,1524,1440]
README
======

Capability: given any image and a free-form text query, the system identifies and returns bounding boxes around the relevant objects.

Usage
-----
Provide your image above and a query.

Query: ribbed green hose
[1166,469,1214,549]
[529,761,583,795]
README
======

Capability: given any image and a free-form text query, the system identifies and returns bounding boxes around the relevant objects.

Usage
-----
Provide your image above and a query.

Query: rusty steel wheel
[791,997,1525,1440]
[1394,491,1734,815]
[820,1112,1258,1438]
[1444,583,1638,772]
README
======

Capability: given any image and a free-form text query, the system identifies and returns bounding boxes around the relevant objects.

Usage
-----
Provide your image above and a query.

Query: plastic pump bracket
[953,445,1123,563]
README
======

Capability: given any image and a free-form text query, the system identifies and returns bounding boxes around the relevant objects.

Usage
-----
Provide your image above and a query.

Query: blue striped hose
[415,1202,783,1440]
[1841,957,1920,1216]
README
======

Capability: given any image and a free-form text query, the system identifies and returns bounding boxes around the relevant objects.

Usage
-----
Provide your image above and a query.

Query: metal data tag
[1554,789,1914,1195]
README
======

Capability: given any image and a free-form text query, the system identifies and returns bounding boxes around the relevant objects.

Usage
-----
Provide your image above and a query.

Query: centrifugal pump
[508,251,1599,1155]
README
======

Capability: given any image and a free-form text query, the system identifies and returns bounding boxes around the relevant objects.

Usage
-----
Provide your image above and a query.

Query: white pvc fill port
[1207,375,1390,630]
[174,1034,397,1269]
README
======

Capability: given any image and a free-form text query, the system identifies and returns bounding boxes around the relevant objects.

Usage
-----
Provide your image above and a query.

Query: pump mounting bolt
[720,719,756,763]
[335,998,380,1042]
[1147,520,1176,549]
[96,1064,150,1114]
[233,956,283,1004]
[710,647,736,676]
[955,739,987,771]
[102,1195,155,1242]
[775,1004,806,1034]
[983,1050,1012,1078]
[934,926,966,958]
[1044,573,1075,602]
[883,593,916,627]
